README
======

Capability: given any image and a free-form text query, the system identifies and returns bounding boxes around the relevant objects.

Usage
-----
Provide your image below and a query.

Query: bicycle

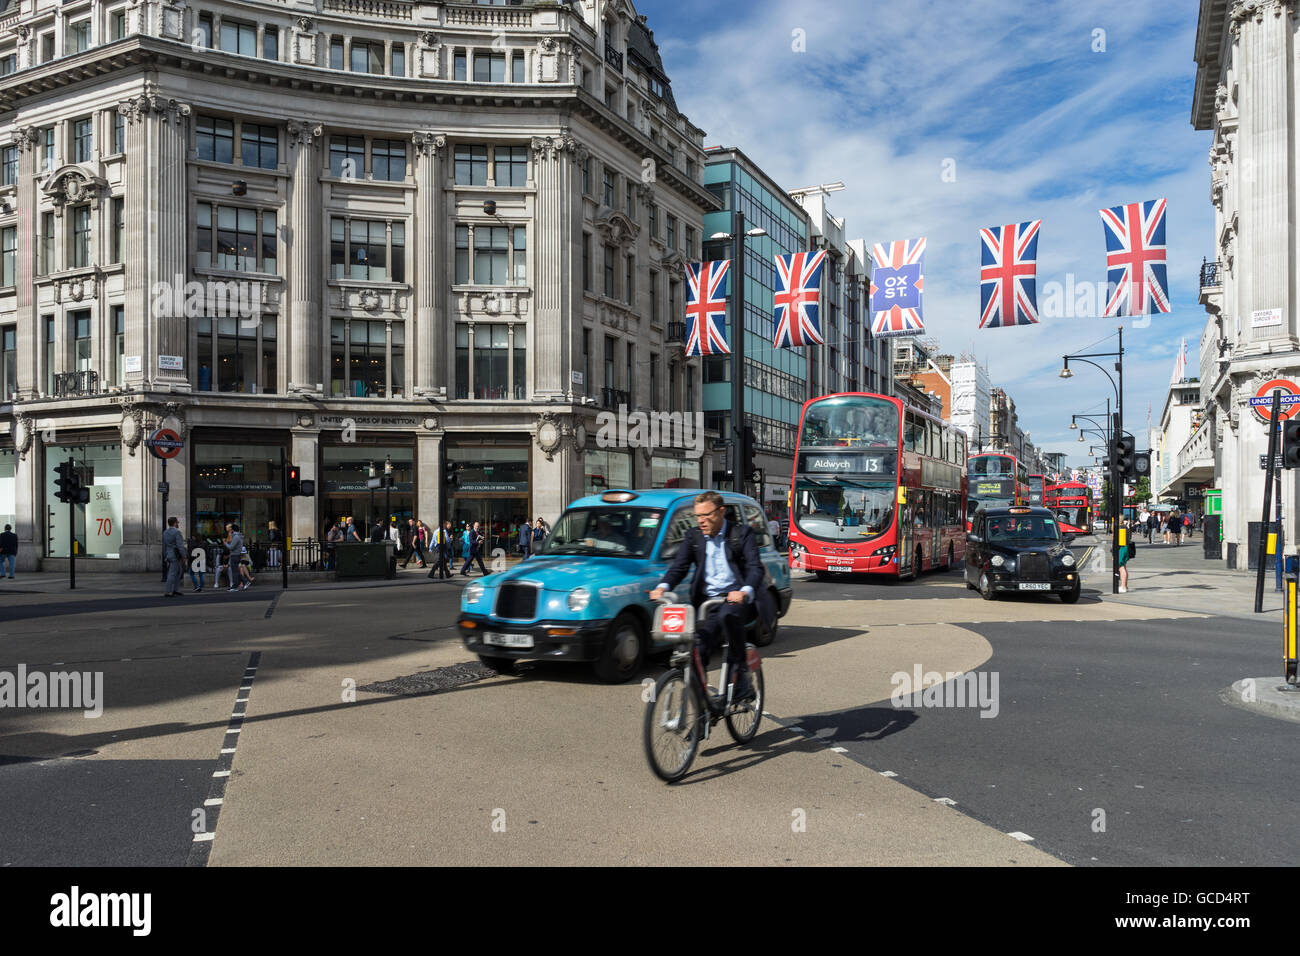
[643,593,765,782]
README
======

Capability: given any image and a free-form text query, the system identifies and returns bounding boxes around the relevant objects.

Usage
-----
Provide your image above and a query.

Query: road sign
[366,476,383,489]
[157,481,170,495]
[1261,454,1285,470]
[1250,380,1300,424]
[145,428,184,459]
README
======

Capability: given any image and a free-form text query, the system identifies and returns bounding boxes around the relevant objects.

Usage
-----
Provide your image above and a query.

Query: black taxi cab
[964,505,1081,603]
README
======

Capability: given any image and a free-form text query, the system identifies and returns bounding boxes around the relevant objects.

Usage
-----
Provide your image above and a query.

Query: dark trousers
[432,545,451,578]
[402,541,425,567]
[462,547,487,574]
[695,598,755,672]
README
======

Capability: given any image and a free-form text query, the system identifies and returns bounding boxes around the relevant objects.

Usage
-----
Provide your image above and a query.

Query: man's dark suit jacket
[660,521,764,608]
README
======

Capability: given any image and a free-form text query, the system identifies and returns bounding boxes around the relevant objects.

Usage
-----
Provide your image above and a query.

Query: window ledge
[451,183,533,192]
[328,279,409,291]
[321,174,412,189]
[191,157,289,179]
[451,284,531,294]
[194,267,283,284]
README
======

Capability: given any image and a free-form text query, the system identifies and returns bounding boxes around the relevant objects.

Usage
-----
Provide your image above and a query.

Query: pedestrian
[462,520,489,575]
[186,531,206,592]
[267,520,283,568]
[1117,534,1132,593]
[767,514,781,550]
[1146,511,1157,543]
[370,517,386,543]
[431,519,453,578]
[518,520,531,560]
[0,523,15,580]
[226,522,253,590]
[406,518,426,568]
[326,521,344,570]
[347,516,362,543]
[532,517,548,553]
[163,516,188,597]
[1183,511,1193,541]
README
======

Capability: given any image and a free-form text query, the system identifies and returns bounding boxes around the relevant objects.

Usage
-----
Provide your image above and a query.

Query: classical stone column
[416,429,442,523]
[286,120,323,393]
[290,427,320,544]
[118,85,192,389]
[1232,0,1297,346]
[411,131,446,396]
[530,134,584,401]
[13,126,40,399]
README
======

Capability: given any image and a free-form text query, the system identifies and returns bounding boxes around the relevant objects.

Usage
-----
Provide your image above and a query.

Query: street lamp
[384,454,393,535]
[368,460,376,532]
[710,213,767,495]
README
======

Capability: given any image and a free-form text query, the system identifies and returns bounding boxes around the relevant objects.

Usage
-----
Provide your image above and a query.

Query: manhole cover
[357,661,495,697]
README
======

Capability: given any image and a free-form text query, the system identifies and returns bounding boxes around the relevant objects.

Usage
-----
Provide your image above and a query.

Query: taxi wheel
[979,572,997,601]
[753,595,779,647]
[1061,581,1081,604]
[477,654,516,675]
[593,612,645,684]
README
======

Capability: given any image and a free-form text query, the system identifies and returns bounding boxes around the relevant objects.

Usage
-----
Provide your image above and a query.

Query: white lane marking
[192,832,216,842]
[225,728,241,735]
[235,697,249,703]
[880,770,898,778]
[230,712,244,719]
[934,797,957,806]
[831,746,848,753]
[204,798,223,807]
[220,748,236,754]
[1007,831,1035,842]
[212,770,231,778]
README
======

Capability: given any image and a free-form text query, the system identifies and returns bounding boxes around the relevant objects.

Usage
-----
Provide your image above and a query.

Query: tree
[1132,475,1151,505]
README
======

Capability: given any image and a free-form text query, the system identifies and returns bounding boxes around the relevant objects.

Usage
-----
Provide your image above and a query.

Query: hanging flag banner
[979,220,1041,328]
[1170,336,1188,384]
[773,250,827,348]
[1101,198,1170,317]
[684,259,731,356]
[869,238,927,337]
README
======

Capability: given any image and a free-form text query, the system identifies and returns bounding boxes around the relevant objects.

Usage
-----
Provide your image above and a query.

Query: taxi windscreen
[985,514,1061,543]
[539,508,664,558]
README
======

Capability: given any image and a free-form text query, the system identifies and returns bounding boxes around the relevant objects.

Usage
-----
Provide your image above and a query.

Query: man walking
[462,520,488,575]
[518,520,531,561]
[0,523,17,580]
[163,517,188,597]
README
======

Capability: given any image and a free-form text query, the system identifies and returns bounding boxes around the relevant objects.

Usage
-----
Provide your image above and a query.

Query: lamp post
[367,460,376,532]
[384,454,393,532]
[1061,327,1125,594]
[711,212,767,495]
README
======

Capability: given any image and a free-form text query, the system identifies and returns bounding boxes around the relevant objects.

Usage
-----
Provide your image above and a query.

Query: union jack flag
[684,259,731,356]
[979,220,1041,329]
[1100,198,1170,317]
[869,238,926,338]
[773,250,827,348]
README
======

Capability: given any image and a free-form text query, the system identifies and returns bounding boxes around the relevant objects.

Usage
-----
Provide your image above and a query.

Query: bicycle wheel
[643,669,703,782]
[725,666,765,744]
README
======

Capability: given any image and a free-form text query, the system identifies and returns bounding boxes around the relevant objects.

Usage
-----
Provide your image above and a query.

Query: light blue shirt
[659,520,753,602]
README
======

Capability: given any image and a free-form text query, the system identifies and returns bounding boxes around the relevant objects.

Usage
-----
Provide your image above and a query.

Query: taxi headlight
[991,554,1005,567]
[465,582,485,604]
[1062,553,1076,567]
[568,587,591,612]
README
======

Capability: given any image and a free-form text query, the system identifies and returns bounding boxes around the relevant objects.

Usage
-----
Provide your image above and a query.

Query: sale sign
[870,237,927,338]
[86,480,123,557]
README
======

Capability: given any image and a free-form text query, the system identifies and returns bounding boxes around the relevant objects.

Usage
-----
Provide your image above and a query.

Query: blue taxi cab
[458,489,793,683]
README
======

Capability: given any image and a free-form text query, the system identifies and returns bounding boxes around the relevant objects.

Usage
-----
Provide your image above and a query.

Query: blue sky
[640,0,1212,466]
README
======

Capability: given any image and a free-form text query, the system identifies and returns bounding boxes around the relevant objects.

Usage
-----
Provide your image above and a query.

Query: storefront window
[585,447,632,495]
[320,443,414,532]
[192,441,284,541]
[0,446,15,532]
[651,456,700,489]
[446,440,530,554]
[45,442,122,558]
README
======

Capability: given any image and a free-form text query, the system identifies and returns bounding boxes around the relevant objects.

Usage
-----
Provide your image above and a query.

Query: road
[0,538,1291,866]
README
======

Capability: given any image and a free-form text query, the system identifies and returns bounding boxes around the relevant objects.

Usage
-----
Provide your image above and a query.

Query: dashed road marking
[880,770,898,778]
[935,797,957,806]
[1008,831,1035,842]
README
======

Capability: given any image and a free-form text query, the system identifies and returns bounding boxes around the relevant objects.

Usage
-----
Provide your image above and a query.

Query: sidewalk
[1076,532,1283,619]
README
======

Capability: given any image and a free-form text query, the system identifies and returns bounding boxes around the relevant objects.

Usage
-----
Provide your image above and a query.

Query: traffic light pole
[280,448,289,591]
[67,456,76,591]
[1256,389,1282,613]
[160,457,168,584]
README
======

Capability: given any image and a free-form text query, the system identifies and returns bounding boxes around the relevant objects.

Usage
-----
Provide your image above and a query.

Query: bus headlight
[568,587,591,611]
[872,545,896,557]
[1062,553,1076,567]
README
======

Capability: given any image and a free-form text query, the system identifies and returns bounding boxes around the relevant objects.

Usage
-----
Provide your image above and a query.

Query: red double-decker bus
[966,452,1029,530]
[1046,480,1093,534]
[1028,473,1047,507]
[787,393,967,579]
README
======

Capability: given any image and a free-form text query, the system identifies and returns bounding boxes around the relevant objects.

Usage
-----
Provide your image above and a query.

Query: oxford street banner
[869,238,927,338]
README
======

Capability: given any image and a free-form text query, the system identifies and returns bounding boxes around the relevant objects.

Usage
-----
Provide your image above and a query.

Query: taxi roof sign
[601,490,638,503]
[1009,507,1032,514]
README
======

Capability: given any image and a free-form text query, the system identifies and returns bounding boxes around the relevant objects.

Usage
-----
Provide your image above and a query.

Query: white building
[950,358,990,451]
[0,0,717,571]
[1192,0,1300,567]
[1157,380,1208,505]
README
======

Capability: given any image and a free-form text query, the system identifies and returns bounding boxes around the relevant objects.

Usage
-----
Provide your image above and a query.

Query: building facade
[0,0,720,571]
[1193,0,1300,566]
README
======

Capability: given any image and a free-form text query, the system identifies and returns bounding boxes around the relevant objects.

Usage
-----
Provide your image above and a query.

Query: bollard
[1286,556,1298,686]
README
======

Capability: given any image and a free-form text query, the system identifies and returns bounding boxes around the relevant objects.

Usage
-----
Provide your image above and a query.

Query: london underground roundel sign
[1250,379,1300,425]
[145,427,184,459]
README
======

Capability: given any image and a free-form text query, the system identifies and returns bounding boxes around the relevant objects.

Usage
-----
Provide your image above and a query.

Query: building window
[2,325,16,400]
[44,315,54,395]
[73,311,92,371]
[667,214,676,250]
[39,212,54,275]
[66,20,92,54]
[582,328,591,392]
[196,116,235,164]
[108,9,127,41]
[69,206,91,269]
[582,155,591,195]
[197,204,278,273]
[73,117,94,163]
[112,305,124,385]
[626,341,634,394]
[455,226,469,284]
[40,32,54,63]
[329,135,364,178]
[112,110,125,154]
[198,314,277,394]
[582,234,591,292]
[372,139,406,181]
[220,20,257,57]
[685,227,695,260]
[391,43,405,76]
[625,255,634,305]
[330,217,404,283]
[111,197,124,263]
[649,351,658,407]
[0,54,15,76]
[648,203,657,239]
[197,13,214,48]
[454,323,517,401]
[348,319,388,396]
[512,226,526,285]
[604,244,615,298]
[42,127,54,174]
[263,27,278,60]
[454,51,467,80]
[0,227,14,286]
[603,167,616,207]
[329,37,344,70]
[474,52,505,82]
[495,145,527,187]
[1,146,16,186]
[604,335,615,390]
[511,52,525,83]
[240,123,278,170]
[473,226,509,285]
[454,145,488,185]
[351,41,384,74]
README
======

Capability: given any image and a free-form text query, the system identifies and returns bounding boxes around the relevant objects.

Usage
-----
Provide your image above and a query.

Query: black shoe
[732,671,756,703]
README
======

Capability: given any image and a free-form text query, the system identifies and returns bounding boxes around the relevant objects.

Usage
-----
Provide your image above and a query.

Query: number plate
[485,631,534,648]
[826,564,852,572]
[1017,583,1050,591]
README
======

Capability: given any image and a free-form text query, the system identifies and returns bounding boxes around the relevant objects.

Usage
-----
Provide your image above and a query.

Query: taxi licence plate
[1017,583,1050,591]
[485,632,534,648]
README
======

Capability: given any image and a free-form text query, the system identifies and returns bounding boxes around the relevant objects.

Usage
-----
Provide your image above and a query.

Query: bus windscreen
[799,396,898,448]
[793,478,896,542]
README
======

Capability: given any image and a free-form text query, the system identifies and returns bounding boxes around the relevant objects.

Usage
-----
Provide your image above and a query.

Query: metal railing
[666,321,687,344]
[604,47,624,71]
[1200,258,1222,289]
[52,370,99,398]
[601,386,630,408]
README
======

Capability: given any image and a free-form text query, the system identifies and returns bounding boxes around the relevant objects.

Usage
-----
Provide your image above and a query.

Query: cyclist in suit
[650,491,765,700]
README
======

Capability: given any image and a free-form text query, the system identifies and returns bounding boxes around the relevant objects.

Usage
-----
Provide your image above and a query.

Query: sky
[640,0,1212,467]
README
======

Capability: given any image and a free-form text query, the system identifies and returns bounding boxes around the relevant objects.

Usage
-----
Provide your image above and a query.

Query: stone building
[0,0,716,571]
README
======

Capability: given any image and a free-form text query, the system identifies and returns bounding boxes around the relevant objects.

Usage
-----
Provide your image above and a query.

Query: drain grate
[357,661,496,697]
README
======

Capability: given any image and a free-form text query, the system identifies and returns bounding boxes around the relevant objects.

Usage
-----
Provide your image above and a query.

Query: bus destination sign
[799,452,895,476]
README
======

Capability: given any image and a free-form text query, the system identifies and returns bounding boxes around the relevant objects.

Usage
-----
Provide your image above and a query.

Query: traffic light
[742,425,757,483]
[445,460,460,488]
[1114,435,1135,480]
[54,460,73,503]
[287,464,302,496]
[1284,421,1300,469]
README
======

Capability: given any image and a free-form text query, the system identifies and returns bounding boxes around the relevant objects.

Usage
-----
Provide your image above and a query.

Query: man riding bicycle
[650,491,765,701]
